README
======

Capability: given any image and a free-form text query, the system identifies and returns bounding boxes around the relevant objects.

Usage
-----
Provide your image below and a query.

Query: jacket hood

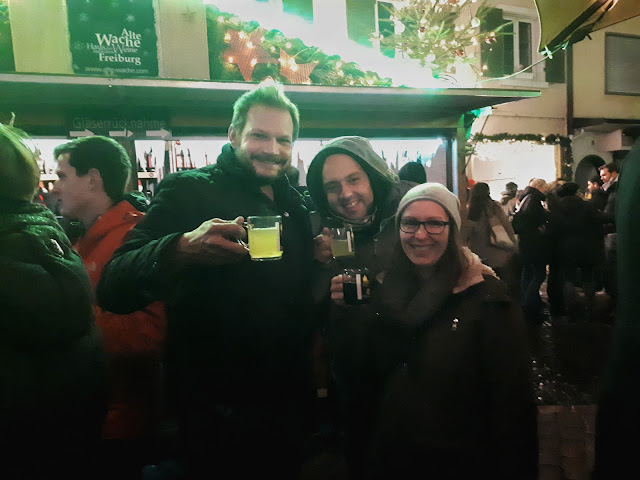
[0,198,61,234]
[306,136,398,219]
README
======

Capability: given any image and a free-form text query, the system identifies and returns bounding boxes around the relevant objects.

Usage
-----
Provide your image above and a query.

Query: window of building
[375,1,395,58]
[282,0,313,22]
[481,5,549,87]
[502,16,533,78]
[605,33,640,96]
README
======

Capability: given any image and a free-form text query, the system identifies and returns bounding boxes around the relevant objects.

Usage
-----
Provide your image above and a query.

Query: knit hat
[398,161,427,184]
[395,182,461,231]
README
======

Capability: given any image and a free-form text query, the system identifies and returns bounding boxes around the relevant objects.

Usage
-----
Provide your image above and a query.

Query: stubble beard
[248,155,290,185]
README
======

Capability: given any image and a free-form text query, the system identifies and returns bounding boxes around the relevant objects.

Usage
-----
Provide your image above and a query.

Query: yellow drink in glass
[248,226,282,261]
[329,226,355,258]
[331,238,355,258]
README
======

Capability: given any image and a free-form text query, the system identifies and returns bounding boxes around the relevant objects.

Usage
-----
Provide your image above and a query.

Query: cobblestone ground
[530,285,614,480]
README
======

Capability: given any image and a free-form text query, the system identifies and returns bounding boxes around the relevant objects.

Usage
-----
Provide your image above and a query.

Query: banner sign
[66,0,158,77]
[69,110,169,137]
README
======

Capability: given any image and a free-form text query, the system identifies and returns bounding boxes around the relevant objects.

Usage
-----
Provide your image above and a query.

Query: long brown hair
[467,182,495,221]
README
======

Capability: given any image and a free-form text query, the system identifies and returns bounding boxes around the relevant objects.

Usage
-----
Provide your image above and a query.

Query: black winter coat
[368,275,538,480]
[329,251,538,480]
[0,198,106,479]
[96,146,316,465]
[548,195,604,267]
[602,180,618,233]
[512,186,549,264]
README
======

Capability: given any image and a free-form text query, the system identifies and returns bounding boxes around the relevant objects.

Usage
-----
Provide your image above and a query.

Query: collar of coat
[377,246,496,295]
[215,143,294,197]
[73,200,144,260]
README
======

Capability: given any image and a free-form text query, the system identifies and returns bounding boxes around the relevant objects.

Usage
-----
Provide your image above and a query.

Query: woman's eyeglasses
[399,219,449,235]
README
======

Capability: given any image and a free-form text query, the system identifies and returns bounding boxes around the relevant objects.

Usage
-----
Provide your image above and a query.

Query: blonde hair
[528,178,546,191]
[544,179,566,195]
[0,124,40,202]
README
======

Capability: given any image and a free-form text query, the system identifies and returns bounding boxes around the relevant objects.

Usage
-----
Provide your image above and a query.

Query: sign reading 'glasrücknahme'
[67,0,158,77]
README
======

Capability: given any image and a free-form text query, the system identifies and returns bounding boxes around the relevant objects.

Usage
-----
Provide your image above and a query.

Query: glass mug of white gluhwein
[329,226,355,258]
[245,215,283,261]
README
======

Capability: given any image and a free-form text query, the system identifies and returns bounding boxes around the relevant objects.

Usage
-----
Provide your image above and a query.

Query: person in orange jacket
[51,136,167,480]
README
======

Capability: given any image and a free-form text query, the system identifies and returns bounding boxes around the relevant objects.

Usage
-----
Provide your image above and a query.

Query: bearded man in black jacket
[96,80,316,479]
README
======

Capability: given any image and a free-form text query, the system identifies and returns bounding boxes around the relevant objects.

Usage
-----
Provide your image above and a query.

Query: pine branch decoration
[376,0,511,78]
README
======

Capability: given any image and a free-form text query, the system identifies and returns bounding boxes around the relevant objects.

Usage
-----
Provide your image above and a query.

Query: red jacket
[75,199,167,440]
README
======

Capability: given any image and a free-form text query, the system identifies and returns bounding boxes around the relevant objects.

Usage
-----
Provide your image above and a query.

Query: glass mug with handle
[342,268,371,305]
[329,225,355,258]
[241,215,283,261]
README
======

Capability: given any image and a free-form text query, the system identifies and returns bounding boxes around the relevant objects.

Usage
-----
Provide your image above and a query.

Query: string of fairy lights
[208,6,393,87]
[206,1,510,87]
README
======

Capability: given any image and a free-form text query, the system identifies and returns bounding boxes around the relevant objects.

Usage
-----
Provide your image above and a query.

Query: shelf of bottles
[28,138,67,191]
[134,138,229,199]
[26,137,446,203]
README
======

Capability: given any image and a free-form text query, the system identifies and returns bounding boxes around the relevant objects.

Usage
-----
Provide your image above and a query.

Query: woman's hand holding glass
[330,274,345,305]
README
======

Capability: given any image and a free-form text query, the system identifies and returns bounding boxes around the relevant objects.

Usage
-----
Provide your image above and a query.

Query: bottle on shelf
[145,148,155,172]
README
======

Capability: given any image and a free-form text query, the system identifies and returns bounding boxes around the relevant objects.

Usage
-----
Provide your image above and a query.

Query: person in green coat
[593,137,640,478]
[0,124,107,479]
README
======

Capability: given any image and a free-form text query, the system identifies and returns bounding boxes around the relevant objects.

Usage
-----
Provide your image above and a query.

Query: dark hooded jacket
[305,138,415,468]
[512,186,549,264]
[306,136,415,278]
[547,186,603,267]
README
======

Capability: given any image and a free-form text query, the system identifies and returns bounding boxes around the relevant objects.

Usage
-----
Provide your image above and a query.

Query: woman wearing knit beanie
[327,183,538,480]
[0,124,107,479]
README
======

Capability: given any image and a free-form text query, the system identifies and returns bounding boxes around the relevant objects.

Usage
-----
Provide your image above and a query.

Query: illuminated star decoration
[222,27,277,81]
[278,50,318,84]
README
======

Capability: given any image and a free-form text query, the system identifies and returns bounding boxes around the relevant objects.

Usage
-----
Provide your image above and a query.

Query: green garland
[471,133,571,147]
[471,133,574,179]
[206,5,393,87]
